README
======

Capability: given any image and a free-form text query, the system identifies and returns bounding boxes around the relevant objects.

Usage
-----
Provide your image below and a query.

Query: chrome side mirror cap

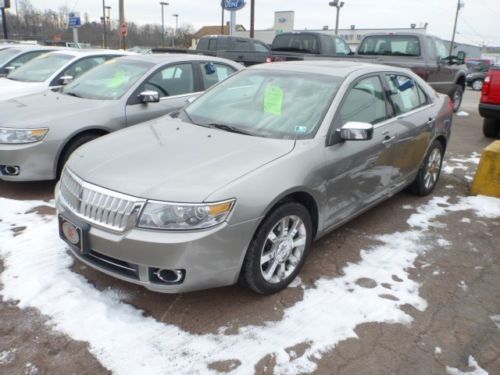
[339,121,374,141]
[139,90,160,103]
[5,66,15,73]
[60,75,74,85]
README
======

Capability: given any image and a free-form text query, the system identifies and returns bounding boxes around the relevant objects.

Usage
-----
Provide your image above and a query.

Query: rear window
[272,34,319,54]
[358,36,421,57]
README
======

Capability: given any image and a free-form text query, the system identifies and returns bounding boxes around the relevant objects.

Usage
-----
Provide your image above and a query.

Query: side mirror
[60,75,74,85]
[138,90,160,103]
[5,66,15,73]
[457,51,466,64]
[339,122,374,141]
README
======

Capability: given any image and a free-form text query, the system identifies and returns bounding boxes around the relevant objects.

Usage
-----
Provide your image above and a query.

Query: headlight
[137,199,235,230]
[0,127,48,144]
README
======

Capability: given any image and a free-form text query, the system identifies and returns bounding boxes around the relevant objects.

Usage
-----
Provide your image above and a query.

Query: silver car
[56,61,453,294]
[0,45,59,76]
[0,54,241,181]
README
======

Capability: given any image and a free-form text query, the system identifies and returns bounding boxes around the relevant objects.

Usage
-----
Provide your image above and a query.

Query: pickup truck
[479,66,500,138]
[153,36,272,66]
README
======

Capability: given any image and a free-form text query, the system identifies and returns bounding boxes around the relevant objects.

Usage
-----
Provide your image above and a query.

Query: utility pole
[119,0,125,49]
[105,5,111,26]
[329,0,345,36]
[102,0,107,48]
[220,5,224,35]
[160,2,168,47]
[449,0,464,57]
[1,0,9,40]
[250,0,255,38]
[172,14,178,47]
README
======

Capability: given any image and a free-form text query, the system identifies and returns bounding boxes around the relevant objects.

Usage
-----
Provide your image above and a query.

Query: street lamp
[329,0,345,36]
[102,0,108,48]
[160,2,169,47]
[105,5,111,27]
[172,14,179,47]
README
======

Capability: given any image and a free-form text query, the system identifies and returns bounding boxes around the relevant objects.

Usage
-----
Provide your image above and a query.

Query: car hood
[0,78,48,101]
[69,119,296,202]
[0,91,110,126]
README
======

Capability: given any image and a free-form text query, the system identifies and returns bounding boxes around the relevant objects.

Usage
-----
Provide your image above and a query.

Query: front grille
[59,169,146,232]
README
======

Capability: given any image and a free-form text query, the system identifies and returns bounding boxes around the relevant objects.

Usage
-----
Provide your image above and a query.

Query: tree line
[1,0,195,48]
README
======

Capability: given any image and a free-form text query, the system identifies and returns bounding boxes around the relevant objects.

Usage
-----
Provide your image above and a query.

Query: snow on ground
[456,111,470,117]
[491,315,500,332]
[443,152,481,175]
[0,349,16,365]
[446,356,489,375]
[1,194,499,375]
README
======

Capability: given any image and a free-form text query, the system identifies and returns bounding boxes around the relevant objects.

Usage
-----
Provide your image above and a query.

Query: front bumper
[479,103,500,121]
[56,195,260,293]
[0,140,58,181]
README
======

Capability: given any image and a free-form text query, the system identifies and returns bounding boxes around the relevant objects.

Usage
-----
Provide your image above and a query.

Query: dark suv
[466,59,493,91]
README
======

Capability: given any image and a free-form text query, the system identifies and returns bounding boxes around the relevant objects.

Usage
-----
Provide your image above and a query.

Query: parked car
[0,49,126,101]
[270,31,353,58]
[0,45,59,76]
[55,61,453,294]
[0,54,242,181]
[479,66,500,138]
[466,60,492,91]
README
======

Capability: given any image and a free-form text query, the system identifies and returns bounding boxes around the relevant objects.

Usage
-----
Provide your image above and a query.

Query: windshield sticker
[295,125,308,134]
[108,70,127,89]
[264,85,284,116]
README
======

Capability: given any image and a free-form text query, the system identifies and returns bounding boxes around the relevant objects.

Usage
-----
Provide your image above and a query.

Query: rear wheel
[57,134,101,178]
[450,84,464,112]
[240,202,312,295]
[483,118,500,138]
[410,140,444,196]
[471,79,484,91]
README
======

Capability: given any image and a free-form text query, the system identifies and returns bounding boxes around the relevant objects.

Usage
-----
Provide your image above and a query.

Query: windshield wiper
[208,123,255,136]
[64,91,82,98]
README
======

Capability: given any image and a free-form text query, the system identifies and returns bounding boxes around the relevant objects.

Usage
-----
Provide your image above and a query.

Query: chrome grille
[59,169,146,232]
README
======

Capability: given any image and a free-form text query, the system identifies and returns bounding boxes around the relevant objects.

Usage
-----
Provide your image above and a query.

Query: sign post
[221,0,246,36]
[68,11,81,45]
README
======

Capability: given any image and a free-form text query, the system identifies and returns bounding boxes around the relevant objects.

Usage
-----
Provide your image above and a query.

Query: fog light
[149,268,185,284]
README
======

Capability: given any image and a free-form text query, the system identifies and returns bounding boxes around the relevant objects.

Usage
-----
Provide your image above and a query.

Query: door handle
[426,117,435,126]
[382,135,395,146]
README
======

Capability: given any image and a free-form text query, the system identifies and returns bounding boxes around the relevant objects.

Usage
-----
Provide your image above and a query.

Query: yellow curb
[470,141,500,198]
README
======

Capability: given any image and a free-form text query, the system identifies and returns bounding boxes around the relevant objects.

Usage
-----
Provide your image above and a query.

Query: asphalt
[0,89,499,375]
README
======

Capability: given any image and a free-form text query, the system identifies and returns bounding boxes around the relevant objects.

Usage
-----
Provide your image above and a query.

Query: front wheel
[471,79,484,91]
[449,84,464,113]
[410,140,444,196]
[240,202,312,295]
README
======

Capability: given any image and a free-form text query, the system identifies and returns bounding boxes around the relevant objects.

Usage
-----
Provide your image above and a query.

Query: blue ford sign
[221,0,246,11]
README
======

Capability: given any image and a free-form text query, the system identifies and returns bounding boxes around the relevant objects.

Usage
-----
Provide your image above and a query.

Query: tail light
[482,74,491,96]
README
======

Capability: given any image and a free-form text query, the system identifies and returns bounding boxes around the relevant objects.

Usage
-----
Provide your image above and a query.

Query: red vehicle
[479,66,500,138]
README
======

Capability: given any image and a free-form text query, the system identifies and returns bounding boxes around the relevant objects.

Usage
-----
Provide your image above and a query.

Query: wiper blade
[208,123,255,136]
[64,91,82,98]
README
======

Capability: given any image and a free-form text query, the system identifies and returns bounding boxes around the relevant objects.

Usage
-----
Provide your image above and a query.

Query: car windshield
[0,48,21,66]
[8,53,73,82]
[184,69,342,139]
[62,59,153,100]
[272,34,319,53]
[358,36,421,56]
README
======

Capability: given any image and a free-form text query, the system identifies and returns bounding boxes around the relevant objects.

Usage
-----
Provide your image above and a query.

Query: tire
[57,134,101,178]
[240,202,313,295]
[471,79,484,91]
[410,140,444,196]
[449,84,464,113]
[483,118,500,138]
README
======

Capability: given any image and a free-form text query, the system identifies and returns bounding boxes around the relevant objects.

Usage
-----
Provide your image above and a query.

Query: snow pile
[0,194,499,374]
[446,356,489,375]
[443,152,480,175]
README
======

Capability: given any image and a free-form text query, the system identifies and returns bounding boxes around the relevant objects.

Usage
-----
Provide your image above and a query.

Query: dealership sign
[221,0,246,11]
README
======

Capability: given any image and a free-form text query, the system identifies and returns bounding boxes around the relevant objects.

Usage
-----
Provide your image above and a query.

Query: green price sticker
[108,71,127,89]
[264,85,284,116]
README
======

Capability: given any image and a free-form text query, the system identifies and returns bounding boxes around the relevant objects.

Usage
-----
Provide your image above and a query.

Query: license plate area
[59,215,89,254]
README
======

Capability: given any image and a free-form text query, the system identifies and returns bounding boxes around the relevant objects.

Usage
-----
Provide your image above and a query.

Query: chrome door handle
[426,117,435,126]
[382,135,395,145]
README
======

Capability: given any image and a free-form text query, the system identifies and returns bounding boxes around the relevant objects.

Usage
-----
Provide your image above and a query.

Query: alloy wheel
[423,147,442,190]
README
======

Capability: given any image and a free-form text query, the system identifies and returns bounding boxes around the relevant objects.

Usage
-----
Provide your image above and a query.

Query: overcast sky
[19,0,500,46]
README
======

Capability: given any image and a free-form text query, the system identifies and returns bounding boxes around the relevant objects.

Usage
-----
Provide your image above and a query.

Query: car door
[323,75,397,228]
[428,37,456,94]
[125,62,199,126]
[382,74,435,191]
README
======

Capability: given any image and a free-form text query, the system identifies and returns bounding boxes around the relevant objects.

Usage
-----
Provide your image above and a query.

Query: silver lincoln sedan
[56,61,453,295]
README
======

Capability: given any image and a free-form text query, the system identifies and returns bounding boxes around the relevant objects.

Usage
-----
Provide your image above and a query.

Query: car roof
[249,60,416,77]
[118,53,243,67]
[45,49,131,58]
[0,44,57,52]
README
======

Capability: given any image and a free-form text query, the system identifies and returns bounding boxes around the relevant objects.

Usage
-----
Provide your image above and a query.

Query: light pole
[105,5,111,27]
[160,2,169,47]
[329,0,345,36]
[172,14,179,47]
[102,0,108,48]
[449,0,464,57]
[250,0,255,38]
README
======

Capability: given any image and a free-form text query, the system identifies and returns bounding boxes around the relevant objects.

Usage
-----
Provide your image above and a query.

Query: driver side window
[143,63,194,98]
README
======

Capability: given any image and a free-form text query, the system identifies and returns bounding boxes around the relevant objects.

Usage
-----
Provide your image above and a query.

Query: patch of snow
[446,355,488,375]
[402,205,413,210]
[456,111,470,117]
[24,363,39,375]
[435,346,442,355]
[461,218,471,224]
[0,349,16,365]
[445,185,454,189]
[288,276,305,289]
[433,270,441,276]
[459,281,468,292]
[491,315,500,331]
[437,238,451,247]
[1,194,499,375]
